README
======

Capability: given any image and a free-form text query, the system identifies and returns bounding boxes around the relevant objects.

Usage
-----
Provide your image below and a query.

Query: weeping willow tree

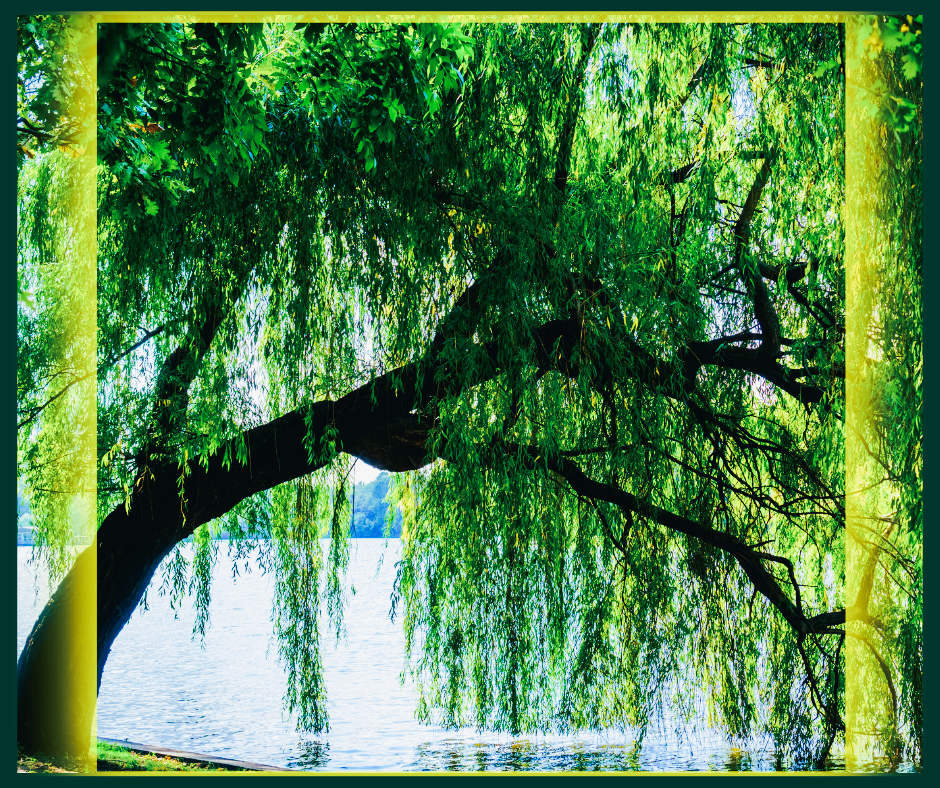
[15,17,920,769]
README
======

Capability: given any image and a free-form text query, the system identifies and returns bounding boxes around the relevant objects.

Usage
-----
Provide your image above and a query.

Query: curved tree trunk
[17,542,98,762]
[17,489,190,758]
[15,377,431,759]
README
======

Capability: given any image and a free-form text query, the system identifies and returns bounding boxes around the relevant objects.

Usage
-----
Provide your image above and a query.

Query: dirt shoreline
[17,740,289,773]
[96,737,287,771]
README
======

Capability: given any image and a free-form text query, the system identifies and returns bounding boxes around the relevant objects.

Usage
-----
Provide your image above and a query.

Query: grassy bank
[18,741,257,772]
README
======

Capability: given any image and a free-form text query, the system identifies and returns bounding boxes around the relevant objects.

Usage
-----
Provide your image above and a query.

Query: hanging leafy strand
[391,22,852,762]
[271,475,327,732]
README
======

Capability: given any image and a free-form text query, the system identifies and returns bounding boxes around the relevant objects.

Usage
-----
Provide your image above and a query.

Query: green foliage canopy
[15,17,920,768]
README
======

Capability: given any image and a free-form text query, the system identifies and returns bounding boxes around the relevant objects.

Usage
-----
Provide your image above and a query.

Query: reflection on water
[410,739,644,772]
[14,544,910,772]
[407,738,847,772]
[277,732,850,773]
[287,740,330,770]
[279,731,851,773]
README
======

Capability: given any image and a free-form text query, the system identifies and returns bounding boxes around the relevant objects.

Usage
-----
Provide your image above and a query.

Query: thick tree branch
[551,24,600,211]
[668,161,697,185]
[733,153,781,360]
[806,607,885,633]
[17,116,81,146]
[675,58,709,111]
[759,254,839,330]
[488,439,841,640]
[806,609,844,631]
[758,257,821,286]
[18,124,54,141]
[140,191,282,466]
[528,237,828,406]
[684,340,828,404]
[143,273,251,463]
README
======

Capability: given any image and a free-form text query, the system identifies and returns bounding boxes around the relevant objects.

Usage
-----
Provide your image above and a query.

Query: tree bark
[16,543,97,762]
[16,365,438,757]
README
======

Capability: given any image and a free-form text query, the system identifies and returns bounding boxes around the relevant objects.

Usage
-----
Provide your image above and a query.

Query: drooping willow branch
[17,323,171,432]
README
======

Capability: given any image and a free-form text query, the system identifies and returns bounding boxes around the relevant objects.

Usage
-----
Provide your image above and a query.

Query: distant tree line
[349,472,402,538]
[180,472,402,540]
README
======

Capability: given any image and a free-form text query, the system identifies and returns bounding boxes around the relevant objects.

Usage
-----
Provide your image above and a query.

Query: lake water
[17,541,857,772]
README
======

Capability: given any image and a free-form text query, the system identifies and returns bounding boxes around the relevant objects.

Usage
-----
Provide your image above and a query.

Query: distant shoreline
[17,471,402,544]
[16,535,401,545]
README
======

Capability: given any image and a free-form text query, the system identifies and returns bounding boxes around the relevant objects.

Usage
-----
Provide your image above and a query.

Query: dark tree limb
[140,191,285,468]
[743,57,776,69]
[551,24,600,212]
[676,58,709,111]
[733,153,782,360]
[669,161,698,185]
[523,237,828,406]
[758,257,821,286]
[483,439,843,641]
